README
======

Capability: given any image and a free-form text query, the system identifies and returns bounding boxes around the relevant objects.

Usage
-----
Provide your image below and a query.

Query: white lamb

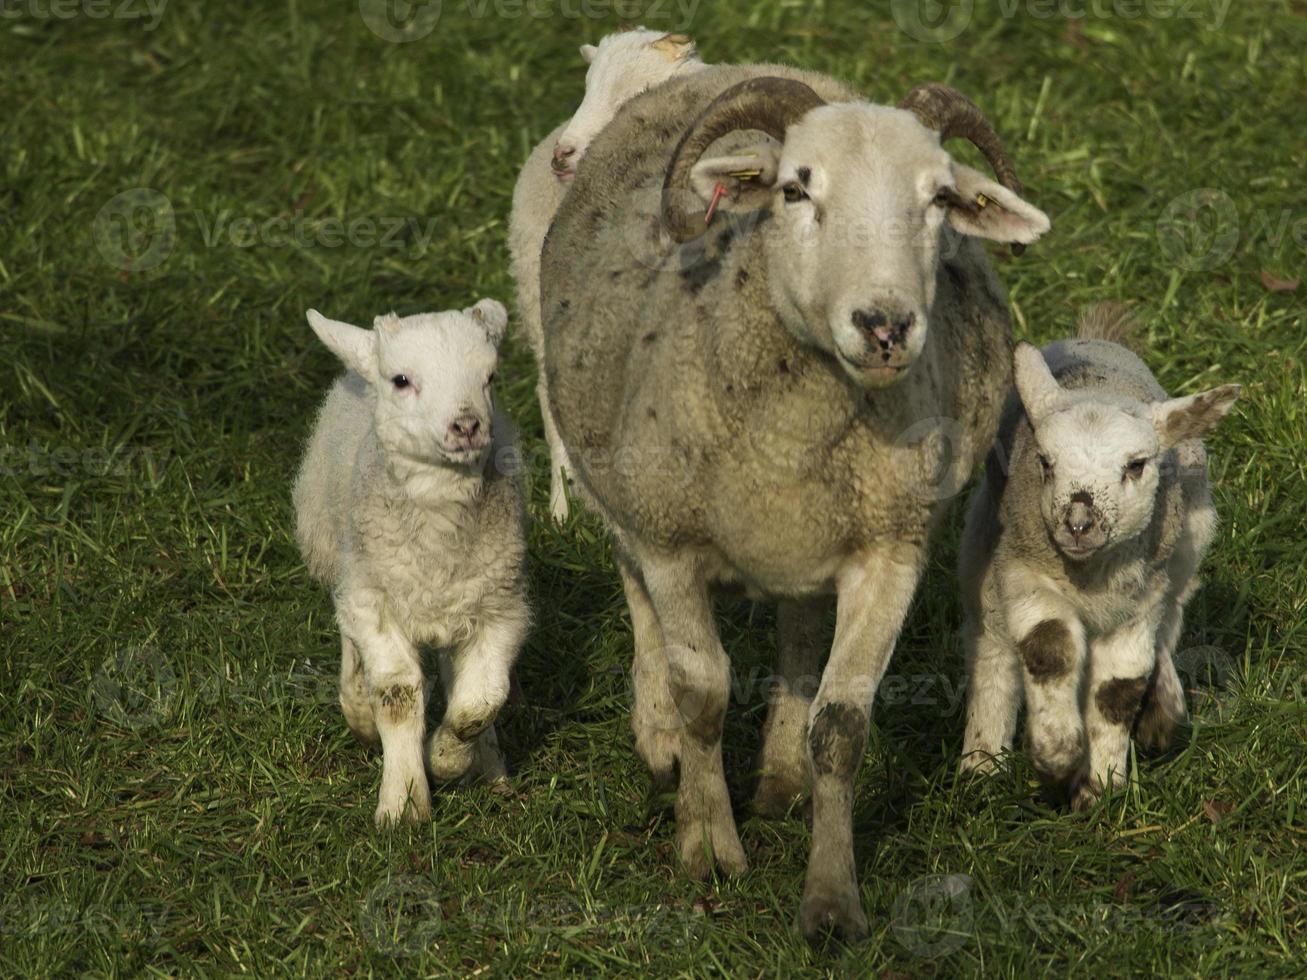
[293,299,530,826]
[509,27,706,521]
[958,306,1240,809]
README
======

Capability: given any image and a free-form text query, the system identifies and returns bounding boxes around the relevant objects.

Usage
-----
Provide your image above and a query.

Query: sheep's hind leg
[337,590,430,827]
[620,555,681,792]
[541,381,575,524]
[339,634,378,746]
[753,597,828,818]
[801,543,925,945]
[428,615,524,782]
[639,553,746,879]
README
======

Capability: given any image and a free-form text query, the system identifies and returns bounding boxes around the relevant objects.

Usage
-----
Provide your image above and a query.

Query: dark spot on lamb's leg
[642,331,658,344]
[1019,620,1075,683]
[378,684,417,723]
[735,267,750,288]
[1096,675,1150,726]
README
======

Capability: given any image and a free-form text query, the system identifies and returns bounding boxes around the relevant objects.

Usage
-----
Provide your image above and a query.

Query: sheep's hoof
[427,729,477,782]
[800,884,869,945]
[1069,779,1101,813]
[751,774,807,820]
[677,820,747,879]
[374,795,432,829]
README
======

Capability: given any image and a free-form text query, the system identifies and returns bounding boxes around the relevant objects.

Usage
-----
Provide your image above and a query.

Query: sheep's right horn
[899,83,1029,255]
[662,76,826,243]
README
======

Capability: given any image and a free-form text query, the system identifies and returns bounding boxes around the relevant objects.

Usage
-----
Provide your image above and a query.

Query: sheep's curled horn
[897,82,1029,256]
[661,77,1032,255]
[661,76,827,243]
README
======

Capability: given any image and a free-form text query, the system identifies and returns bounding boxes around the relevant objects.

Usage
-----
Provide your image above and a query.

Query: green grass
[2,0,1304,974]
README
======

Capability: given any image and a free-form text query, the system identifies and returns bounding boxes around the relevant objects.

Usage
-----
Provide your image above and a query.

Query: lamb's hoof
[752,774,807,820]
[957,749,1001,776]
[800,885,869,945]
[678,821,747,880]
[633,728,681,791]
[427,730,477,782]
[1069,780,1101,813]
[374,795,431,829]
[485,776,515,798]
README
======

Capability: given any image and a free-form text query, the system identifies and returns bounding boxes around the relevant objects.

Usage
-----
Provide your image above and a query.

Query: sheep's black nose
[450,415,481,440]
[852,309,915,354]
[1065,494,1096,536]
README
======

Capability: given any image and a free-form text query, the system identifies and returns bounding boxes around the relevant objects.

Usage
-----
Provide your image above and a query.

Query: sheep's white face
[1014,343,1241,560]
[552,29,700,180]
[689,103,1050,389]
[306,300,508,469]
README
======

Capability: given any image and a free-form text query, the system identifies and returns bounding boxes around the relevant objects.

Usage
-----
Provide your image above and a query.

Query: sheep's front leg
[639,554,745,879]
[619,554,679,791]
[959,622,1021,774]
[801,544,925,944]
[1074,615,1156,811]
[336,590,430,827]
[428,613,525,783]
[753,597,828,818]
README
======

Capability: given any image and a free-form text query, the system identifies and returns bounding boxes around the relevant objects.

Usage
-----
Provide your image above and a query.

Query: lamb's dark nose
[551,145,576,172]
[1064,493,1096,537]
[852,309,915,356]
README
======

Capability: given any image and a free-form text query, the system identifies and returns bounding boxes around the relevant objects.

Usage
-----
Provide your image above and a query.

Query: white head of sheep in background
[293,300,529,827]
[511,27,708,522]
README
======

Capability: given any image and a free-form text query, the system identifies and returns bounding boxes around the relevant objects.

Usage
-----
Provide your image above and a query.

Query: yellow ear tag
[727,169,761,181]
[975,193,990,209]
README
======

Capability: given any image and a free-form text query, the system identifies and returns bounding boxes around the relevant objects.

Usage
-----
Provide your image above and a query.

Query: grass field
[2,0,1305,974]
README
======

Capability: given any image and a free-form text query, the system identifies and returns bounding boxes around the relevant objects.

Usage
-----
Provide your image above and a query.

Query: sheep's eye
[932,188,955,207]
[391,374,410,389]
[781,182,807,204]
[1124,457,1148,480]
[486,372,496,386]
[1037,454,1053,479]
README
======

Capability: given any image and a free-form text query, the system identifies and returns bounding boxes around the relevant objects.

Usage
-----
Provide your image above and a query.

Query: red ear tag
[704,182,728,226]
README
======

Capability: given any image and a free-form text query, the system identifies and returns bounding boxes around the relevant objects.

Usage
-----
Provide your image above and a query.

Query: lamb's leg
[433,651,513,789]
[428,614,524,782]
[620,554,680,791]
[1135,599,1187,752]
[753,597,827,818]
[959,623,1021,774]
[540,379,574,523]
[1074,615,1156,811]
[339,634,378,746]
[801,543,925,945]
[336,590,430,827]
[638,553,745,879]
[1006,593,1088,787]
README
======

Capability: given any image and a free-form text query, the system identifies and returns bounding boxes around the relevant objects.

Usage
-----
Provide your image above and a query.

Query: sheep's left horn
[899,83,1029,254]
[662,76,826,243]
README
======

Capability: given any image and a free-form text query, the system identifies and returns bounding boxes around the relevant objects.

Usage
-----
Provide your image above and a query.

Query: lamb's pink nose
[551,145,576,173]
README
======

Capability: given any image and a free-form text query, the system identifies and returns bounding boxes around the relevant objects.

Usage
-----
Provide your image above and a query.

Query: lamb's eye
[486,372,496,386]
[1124,457,1148,480]
[1037,454,1053,479]
[781,182,807,204]
[391,374,410,389]
[932,188,955,207]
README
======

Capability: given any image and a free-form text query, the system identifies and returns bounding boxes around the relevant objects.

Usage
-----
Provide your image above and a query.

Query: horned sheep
[958,305,1240,809]
[293,299,529,826]
[538,65,1050,940]
[509,27,706,521]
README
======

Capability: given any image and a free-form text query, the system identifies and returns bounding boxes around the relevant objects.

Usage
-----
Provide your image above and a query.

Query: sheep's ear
[946,164,1051,247]
[466,298,508,347]
[580,44,598,64]
[307,310,377,378]
[688,144,781,216]
[651,32,695,61]
[1013,342,1065,424]
[1153,384,1241,449]
[373,311,402,336]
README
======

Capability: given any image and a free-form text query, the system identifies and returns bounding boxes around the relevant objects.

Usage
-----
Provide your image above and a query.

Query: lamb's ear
[946,164,1051,246]
[307,310,377,378]
[651,32,695,61]
[466,298,508,347]
[1013,342,1065,423]
[1153,384,1241,448]
[580,43,598,64]
[688,143,782,216]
